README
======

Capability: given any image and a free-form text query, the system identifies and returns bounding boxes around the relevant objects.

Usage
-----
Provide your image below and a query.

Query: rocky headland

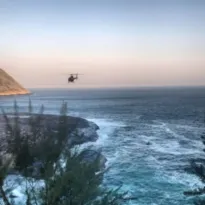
[0,113,106,178]
[0,68,30,96]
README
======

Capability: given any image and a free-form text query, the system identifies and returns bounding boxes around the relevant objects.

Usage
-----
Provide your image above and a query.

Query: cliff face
[0,114,99,147]
[0,114,104,178]
[0,114,105,202]
[0,68,30,96]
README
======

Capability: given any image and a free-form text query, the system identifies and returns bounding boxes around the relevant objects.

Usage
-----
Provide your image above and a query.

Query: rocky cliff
[0,114,105,177]
[0,114,99,146]
[0,114,106,203]
[0,68,30,96]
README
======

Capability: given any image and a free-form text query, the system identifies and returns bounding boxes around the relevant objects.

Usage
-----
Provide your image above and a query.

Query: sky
[0,0,205,88]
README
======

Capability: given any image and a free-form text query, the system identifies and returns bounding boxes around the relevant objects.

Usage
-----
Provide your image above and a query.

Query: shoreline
[0,91,31,96]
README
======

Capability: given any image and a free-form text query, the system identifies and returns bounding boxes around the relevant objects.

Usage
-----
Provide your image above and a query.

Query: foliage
[1,99,69,176]
[0,100,132,205]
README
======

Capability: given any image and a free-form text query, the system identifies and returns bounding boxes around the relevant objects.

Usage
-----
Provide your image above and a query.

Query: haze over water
[0,0,205,88]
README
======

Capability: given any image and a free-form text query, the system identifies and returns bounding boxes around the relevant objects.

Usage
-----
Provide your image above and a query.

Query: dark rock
[0,114,99,148]
[26,161,45,179]
[0,113,106,179]
[79,149,107,170]
[69,126,99,146]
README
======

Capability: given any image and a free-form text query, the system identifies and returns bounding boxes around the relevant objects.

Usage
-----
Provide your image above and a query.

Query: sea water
[0,87,205,205]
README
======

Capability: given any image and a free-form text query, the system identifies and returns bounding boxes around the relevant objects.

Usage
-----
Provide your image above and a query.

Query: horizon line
[27,85,205,90]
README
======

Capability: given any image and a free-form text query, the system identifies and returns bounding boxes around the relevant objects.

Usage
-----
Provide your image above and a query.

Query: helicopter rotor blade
[61,73,84,75]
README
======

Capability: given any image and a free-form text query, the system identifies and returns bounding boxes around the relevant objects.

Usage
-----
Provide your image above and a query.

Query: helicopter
[67,73,83,83]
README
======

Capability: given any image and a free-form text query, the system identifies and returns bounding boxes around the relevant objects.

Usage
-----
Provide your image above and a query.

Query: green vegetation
[0,100,132,205]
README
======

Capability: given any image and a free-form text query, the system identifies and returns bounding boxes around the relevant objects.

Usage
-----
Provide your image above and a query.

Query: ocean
[0,87,205,205]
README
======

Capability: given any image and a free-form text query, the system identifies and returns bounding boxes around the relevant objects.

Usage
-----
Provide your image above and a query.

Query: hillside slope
[0,68,30,96]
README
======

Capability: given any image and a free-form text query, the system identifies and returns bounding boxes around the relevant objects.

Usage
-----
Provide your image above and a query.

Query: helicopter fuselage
[68,74,78,83]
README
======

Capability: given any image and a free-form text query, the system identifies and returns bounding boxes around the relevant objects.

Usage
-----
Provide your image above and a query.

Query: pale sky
[0,0,205,88]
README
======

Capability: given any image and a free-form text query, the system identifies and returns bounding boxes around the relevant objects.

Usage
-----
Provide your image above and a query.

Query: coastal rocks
[0,113,105,178]
[69,121,99,146]
[32,114,100,146]
[26,149,107,179]
[0,114,99,147]
[79,149,107,169]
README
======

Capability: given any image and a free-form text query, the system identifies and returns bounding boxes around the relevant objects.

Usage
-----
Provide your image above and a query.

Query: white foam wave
[158,170,204,189]
[145,121,204,155]
[2,175,44,205]
[152,121,183,139]
[87,118,126,129]
[87,118,125,145]
[147,138,203,155]
[76,118,126,166]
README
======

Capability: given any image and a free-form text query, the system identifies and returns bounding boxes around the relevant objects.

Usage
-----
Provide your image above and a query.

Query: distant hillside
[0,68,30,96]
